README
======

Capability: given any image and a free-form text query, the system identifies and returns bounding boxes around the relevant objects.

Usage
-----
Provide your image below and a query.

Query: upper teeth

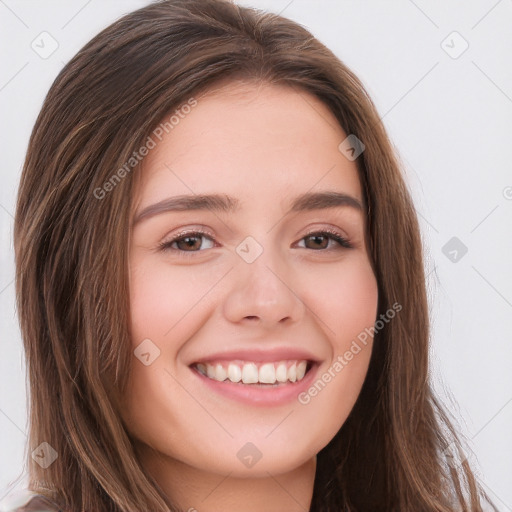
[196,361,308,384]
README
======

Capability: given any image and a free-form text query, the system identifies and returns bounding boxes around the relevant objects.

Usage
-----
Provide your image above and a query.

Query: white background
[0,0,511,510]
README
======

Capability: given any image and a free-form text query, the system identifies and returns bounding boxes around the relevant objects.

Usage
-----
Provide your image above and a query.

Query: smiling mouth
[191,360,313,386]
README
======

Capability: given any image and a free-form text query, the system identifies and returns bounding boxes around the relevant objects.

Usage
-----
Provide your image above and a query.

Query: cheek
[308,256,379,344]
[294,258,378,433]
[123,259,218,458]
[128,258,222,345]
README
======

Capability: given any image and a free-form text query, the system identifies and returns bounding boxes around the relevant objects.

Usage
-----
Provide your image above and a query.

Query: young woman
[12,0,497,510]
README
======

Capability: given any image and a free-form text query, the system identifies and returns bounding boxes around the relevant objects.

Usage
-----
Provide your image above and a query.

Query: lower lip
[191,364,319,406]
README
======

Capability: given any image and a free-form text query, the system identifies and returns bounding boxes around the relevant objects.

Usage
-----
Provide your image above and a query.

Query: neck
[139,446,317,512]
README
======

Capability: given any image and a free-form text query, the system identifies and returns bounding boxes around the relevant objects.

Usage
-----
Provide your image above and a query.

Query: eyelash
[158,228,353,258]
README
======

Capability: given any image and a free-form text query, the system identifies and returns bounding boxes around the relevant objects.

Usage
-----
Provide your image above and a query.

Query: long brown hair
[14,0,496,510]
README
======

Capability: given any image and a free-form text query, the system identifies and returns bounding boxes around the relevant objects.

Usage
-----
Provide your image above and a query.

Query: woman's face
[124,82,378,477]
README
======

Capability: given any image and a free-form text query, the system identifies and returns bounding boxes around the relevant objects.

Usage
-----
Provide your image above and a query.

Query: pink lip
[190,361,320,407]
[189,348,321,365]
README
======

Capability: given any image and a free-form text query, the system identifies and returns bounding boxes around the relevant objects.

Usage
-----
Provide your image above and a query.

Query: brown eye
[298,230,352,250]
[304,234,330,250]
[174,235,204,251]
[159,231,216,253]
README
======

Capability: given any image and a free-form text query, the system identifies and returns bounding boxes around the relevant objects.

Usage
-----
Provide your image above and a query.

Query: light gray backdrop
[1,0,511,510]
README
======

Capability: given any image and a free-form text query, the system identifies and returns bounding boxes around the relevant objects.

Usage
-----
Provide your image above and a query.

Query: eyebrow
[132,191,363,226]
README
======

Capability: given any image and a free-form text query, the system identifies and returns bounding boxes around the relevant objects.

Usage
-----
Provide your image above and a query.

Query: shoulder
[1,493,63,512]
[19,496,62,511]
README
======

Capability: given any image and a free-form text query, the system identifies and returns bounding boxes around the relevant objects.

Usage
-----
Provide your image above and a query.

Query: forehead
[132,81,363,212]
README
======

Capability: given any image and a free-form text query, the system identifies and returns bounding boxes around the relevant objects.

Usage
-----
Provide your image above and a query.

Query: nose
[222,247,306,328]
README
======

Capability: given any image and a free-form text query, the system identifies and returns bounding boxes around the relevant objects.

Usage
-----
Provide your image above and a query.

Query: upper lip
[189,347,321,365]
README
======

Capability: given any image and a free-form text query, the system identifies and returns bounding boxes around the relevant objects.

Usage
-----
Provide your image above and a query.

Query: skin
[123,81,379,512]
